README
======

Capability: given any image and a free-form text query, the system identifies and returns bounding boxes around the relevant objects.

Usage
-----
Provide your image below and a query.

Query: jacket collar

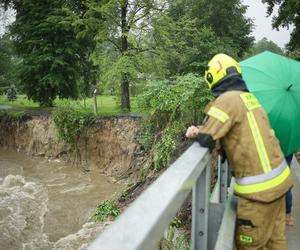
[211,75,249,97]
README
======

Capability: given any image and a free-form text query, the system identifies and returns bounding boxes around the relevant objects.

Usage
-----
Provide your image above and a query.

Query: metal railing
[87,142,237,250]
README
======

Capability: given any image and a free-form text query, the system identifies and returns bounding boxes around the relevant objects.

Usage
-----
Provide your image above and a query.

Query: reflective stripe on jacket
[200,91,293,202]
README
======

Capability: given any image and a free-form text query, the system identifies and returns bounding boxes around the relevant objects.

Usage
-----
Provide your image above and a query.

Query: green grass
[54,96,120,116]
[0,94,139,116]
[0,95,39,108]
[0,110,27,120]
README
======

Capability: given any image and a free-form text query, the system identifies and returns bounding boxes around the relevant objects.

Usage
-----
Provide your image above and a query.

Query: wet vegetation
[52,106,95,146]
[0,110,28,122]
[93,200,121,222]
[1,0,300,248]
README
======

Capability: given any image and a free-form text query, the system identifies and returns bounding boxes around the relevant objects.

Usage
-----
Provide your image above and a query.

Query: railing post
[220,160,229,203]
[214,179,237,250]
[192,160,211,249]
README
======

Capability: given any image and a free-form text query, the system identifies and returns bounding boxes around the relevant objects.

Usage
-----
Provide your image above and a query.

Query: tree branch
[106,37,121,51]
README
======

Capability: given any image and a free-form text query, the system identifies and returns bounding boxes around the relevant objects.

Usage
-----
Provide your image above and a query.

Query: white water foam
[0,175,110,250]
[0,175,52,250]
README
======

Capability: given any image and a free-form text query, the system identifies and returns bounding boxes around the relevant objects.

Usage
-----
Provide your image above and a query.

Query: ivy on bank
[0,110,27,121]
[137,73,212,171]
[52,105,94,146]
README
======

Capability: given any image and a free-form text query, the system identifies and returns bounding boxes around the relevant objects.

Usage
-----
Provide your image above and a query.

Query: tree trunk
[120,0,130,111]
[93,93,98,115]
[121,72,130,111]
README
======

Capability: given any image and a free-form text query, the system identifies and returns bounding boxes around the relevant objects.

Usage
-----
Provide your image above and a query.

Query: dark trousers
[285,154,293,214]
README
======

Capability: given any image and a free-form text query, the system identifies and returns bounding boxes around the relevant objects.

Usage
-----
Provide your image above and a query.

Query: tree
[207,0,254,57]
[92,0,167,111]
[150,15,229,76]
[244,37,283,58]
[0,0,101,107]
[67,1,105,102]
[262,0,300,53]
[149,0,254,76]
[287,49,300,61]
[0,34,16,89]
[178,0,254,58]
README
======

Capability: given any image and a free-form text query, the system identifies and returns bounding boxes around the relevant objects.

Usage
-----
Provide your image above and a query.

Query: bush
[52,105,94,145]
[93,200,120,222]
[137,73,212,170]
[5,85,17,101]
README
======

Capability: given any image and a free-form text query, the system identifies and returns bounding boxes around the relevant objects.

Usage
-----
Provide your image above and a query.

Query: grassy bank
[0,95,138,116]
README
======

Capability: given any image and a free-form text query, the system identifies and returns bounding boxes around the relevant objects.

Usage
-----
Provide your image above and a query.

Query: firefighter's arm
[197,132,216,152]
[186,105,233,150]
[186,125,216,151]
[186,124,216,151]
[200,108,232,140]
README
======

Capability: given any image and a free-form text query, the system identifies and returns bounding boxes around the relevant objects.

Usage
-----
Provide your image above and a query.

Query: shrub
[52,105,94,146]
[93,200,121,222]
[0,110,26,121]
[137,73,212,170]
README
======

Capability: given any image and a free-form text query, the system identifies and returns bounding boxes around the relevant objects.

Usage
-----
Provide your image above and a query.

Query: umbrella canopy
[240,51,300,156]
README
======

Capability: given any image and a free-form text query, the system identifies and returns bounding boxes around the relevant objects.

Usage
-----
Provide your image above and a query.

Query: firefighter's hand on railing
[185,125,199,139]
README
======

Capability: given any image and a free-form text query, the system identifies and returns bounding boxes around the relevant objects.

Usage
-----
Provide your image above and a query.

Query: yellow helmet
[204,53,242,89]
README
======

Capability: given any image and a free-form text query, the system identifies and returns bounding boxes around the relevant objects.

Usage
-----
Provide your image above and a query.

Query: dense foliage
[52,105,94,145]
[5,85,17,101]
[1,0,255,109]
[0,110,26,121]
[91,0,167,111]
[137,73,212,170]
[243,37,284,59]
[262,0,300,57]
[91,0,254,110]
[0,0,100,106]
[165,0,254,59]
[150,16,228,76]
[0,35,17,89]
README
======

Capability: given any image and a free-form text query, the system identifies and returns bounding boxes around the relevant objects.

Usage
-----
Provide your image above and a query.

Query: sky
[0,8,15,35]
[242,0,292,48]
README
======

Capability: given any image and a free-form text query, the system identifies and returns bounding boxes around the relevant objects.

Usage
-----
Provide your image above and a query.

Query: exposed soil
[0,111,143,183]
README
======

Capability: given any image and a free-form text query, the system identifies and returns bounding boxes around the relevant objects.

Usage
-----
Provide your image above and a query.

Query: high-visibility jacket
[199,90,293,202]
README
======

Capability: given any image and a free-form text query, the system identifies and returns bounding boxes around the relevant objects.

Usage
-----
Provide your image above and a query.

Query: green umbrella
[240,51,300,156]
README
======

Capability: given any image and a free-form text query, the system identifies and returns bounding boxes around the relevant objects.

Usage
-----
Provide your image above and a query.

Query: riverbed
[0,149,123,250]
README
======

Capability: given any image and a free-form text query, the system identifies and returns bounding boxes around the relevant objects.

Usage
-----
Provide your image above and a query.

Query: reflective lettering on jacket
[240,235,253,243]
[240,92,261,111]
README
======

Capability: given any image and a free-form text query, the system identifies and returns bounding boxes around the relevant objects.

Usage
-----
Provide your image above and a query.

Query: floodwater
[0,150,123,250]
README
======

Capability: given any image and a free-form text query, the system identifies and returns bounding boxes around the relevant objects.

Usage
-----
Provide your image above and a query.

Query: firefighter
[186,53,294,250]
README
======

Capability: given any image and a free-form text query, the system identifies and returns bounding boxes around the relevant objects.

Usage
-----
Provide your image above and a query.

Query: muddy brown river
[0,149,123,250]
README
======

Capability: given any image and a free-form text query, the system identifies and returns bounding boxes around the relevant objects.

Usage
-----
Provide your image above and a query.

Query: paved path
[286,157,300,250]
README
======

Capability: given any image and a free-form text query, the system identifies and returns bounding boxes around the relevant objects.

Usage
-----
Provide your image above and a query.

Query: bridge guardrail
[87,142,236,250]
